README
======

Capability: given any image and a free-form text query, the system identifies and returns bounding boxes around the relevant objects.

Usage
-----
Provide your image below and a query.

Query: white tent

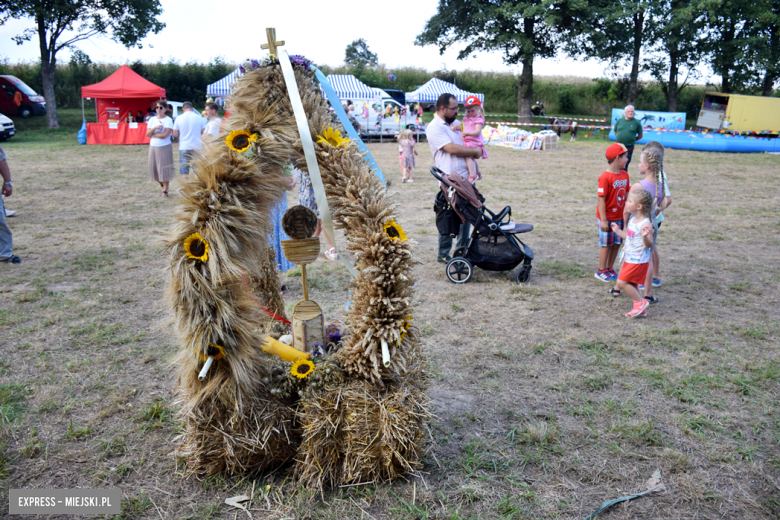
[207,68,242,98]
[406,78,484,104]
[326,75,378,100]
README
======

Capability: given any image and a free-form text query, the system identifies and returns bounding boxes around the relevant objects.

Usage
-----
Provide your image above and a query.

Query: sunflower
[225,129,258,152]
[199,343,225,361]
[316,126,349,148]
[183,232,209,261]
[398,317,412,345]
[383,220,408,241]
[290,358,315,379]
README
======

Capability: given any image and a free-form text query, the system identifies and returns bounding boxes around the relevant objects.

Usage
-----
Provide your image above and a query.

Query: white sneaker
[324,248,339,261]
[407,179,414,183]
[5,209,16,217]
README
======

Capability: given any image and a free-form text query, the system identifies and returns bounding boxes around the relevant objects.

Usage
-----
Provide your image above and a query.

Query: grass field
[0,111,778,519]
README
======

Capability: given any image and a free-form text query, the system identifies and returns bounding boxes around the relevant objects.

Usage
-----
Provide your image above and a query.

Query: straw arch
[164,56,430,485]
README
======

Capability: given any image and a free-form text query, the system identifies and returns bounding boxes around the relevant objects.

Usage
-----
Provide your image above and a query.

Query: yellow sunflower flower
[290,358,315,379]
[199,343,225,361]
[226,129,256,152]
[384,220,408,241]
[316,126,349,148]
[398,317,412,345]
[183,232,209,262]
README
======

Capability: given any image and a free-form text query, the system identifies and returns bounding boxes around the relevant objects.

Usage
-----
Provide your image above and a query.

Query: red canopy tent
[81,65,166,145]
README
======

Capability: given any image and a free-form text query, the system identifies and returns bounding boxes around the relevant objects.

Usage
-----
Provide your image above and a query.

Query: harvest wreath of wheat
[164,29,431,487]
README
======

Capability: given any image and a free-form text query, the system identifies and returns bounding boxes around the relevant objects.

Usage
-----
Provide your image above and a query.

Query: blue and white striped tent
[206,68,242,98]
[326,75,379,100]
[406,78,484,104]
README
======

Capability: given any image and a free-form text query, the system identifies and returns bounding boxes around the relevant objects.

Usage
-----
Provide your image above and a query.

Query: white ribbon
[278,51,357,278]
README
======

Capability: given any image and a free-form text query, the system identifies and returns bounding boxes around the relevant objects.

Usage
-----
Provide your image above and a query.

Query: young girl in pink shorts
[458,95,488,182]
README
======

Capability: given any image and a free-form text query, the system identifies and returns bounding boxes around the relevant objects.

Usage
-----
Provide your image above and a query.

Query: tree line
[2,0,778,126]
[1,56,716,119]
[416,0,780,117]
[321,62,715,118]
[0,53,235,112]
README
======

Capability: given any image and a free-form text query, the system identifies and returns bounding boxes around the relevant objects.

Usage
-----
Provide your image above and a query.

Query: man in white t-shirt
[203,102,221,136]
[172,101,206,178]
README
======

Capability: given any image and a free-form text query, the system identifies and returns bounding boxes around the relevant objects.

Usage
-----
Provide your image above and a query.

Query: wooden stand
[281,237,325,352]
[292,300,324,353]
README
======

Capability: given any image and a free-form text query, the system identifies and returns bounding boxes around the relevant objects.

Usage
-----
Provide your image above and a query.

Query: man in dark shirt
[613,105,643,171]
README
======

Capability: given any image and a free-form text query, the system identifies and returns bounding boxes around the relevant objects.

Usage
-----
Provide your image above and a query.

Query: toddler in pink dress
[452,96,488,183]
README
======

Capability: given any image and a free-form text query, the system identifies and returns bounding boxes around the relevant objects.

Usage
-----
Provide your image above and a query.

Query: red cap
[464,95,482,108]
[605,143,628,160]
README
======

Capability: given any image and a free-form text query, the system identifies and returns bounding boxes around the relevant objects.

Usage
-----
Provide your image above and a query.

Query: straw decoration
[165,55,430,486]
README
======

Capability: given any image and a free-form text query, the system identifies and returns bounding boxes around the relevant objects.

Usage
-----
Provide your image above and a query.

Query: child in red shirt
[595,143,630,282]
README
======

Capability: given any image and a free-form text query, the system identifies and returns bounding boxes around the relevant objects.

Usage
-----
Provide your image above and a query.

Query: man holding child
[426,93,482,263]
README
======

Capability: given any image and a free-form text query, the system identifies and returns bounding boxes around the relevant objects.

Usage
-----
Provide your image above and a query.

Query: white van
[349,96,417,133]
[0,113,15,141]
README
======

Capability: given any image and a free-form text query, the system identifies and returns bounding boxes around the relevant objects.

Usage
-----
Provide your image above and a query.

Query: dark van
[0,76,47,118]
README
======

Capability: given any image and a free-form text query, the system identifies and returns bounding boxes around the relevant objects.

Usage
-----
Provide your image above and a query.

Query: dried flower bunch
[166,53,430,486]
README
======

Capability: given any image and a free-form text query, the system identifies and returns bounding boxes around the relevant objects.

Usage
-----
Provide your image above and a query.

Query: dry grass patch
[0,123,777,518]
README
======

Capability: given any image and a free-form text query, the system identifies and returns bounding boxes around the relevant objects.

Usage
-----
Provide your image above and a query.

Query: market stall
[81,65,166,145]
[206,68,242,98]
[324,74,377,101]
[406,78,484,107]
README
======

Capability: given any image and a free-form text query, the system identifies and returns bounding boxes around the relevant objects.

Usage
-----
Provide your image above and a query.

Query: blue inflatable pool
[610,130,779,153]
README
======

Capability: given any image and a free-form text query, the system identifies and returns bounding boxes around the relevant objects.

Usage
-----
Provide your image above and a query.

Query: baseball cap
[464,96,482,108]
[605,143,628,160]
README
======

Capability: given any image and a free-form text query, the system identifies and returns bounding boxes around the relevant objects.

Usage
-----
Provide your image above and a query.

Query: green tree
[415,0,583,119]
[752,0,780,95]
[566,0,657,105]
[645,0,706,110]
[701,0,764,93]
[1,0,165,128]
[344,39,378,67]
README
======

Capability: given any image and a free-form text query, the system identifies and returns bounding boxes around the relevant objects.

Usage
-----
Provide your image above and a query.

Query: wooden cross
[261,28,285,57]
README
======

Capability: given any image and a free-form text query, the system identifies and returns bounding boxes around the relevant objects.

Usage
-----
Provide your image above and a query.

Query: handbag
[433,191,460,238]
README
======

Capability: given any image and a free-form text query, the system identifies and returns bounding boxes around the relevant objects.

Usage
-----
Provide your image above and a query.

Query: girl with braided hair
[610,148,666,301]
[611,189,656,318]
[641,142,672,295]
[636,148,665,303]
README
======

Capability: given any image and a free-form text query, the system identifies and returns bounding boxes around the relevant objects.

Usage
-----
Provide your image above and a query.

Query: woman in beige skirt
[146,100,175,198]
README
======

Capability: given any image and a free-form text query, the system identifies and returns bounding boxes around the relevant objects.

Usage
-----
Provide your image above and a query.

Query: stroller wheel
[515,265,532,285]
[446,257,473,284]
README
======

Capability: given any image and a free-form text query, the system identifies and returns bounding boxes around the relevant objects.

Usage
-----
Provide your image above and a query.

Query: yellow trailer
[696,92,780,133]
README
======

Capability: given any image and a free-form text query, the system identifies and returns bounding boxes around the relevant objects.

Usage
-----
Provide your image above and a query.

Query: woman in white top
[146,100,175,198]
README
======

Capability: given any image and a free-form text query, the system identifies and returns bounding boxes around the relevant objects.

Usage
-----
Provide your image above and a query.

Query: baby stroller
[431,167,534,284]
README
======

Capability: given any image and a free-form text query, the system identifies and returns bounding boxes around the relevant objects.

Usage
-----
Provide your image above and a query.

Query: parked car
[0,114,15,141]
[382,88,405,105]
[167,101,185,120]
[0,76,46,118]
[350,98,417,132]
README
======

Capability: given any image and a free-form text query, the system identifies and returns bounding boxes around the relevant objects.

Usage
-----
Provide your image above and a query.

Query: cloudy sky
[0,0,714,82]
